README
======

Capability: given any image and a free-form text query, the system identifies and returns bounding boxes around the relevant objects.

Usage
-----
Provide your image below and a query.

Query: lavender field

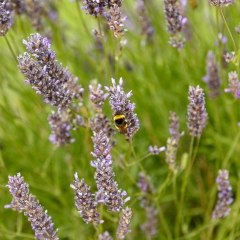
[1,0,240,239]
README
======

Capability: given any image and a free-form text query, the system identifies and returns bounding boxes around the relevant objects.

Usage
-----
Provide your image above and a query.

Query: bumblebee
[113,114,128,134]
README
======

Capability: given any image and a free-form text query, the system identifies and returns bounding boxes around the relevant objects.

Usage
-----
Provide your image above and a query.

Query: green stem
[4,36,17,64]
[126,153,151,167]
[222,129,240,168]
[156,171,172,200]
[97,18,110,81]
[175,136,194,238]
[219,7,237,51]
[41,146,57,177]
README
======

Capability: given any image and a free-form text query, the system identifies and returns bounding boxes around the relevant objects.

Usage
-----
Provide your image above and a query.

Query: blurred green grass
[1,0,240,239]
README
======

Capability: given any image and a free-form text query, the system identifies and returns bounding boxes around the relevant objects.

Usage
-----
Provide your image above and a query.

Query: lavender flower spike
[208,0,235,7]
[148,145,166,155]
[116,207,132,239]
[138,173,158,238]
[91,130,129,212]
[203,51,221,99]
[187,86,208,137]
[166,111,184,171]
[18,33,76,110]
[99,231,113,240]
[5,173,59,240]
[48,111,75,146]
[89,82,108,112]
[0,1,14,36]
[70,173,103,226]
[225,71,240,99]
[105,78,140,141]
[212,170,234,219]
[105,4,127,38]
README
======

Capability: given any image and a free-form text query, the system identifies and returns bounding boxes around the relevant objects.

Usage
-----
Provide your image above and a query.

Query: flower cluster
[225,71,240,99]
[163,0,186,49]
[136,0,154,42]
[0,0,57,36]
[80,0,126,38]
[70,173,103,225]
[0,0,14,36]
[81,0,123,17]
[203,51,221,98]
[105,78,140,141]
[18,33,78,110]
[99,231,113,240]
[187,86,208,137]
[89,82,108,112]
[212,170,234,219]
[148,145,165,155]
[89,114,115,139]
[105,4,127,38]
[116,207,132,239]
[5,173,59,240]
[48,111,75,146]
[208,0,235,7]
[165,111,184,171]
[137,172,158,238]
[91,130,129,212]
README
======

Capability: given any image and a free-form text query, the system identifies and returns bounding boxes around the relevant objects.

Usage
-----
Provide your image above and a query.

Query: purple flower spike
[212,170,234,219]
[91,130,129,212]
[138,173,158,238]
[208,0,235,7]
[203,51,221,99]
[18,33,82,111]
[70,173,103,226]
[116,207,132,239]
[187,86,208,137]
[0,1,14,36]
[105,78,140,141]
[225,71,240,99]
[5,173,59,240]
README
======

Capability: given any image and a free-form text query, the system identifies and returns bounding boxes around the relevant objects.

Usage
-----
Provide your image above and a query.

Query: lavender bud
[148,145,166,155]
[0,1,14,36]
[89,83,108,112]
[18,33,77,110]
[235,25,240,34]
[208,0,235,7]
[224,71,240,99]
[105,4,127,38]
[89,114,115,139]
[116,207,132,239]
[169,35,186,49]
[138,172,152,208]
[99,231,113,240]
[48,111,75,146]
[5,173,59,240]
[137,173,158,238]
[24,0,45,31]
[187,86,208,137]
[105,78,140,141]
[70,173,103,225]
[163,0,183,35]
[81,0,107,17]
[66,76,84,102]
[224,52,235,63]
[91,130,128,212]
[169,111,184,141]
[140,206,158,238]
[202,51,221,99]
[166,111,184,170]
[136,0,154,42]
[212,170,234,219]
